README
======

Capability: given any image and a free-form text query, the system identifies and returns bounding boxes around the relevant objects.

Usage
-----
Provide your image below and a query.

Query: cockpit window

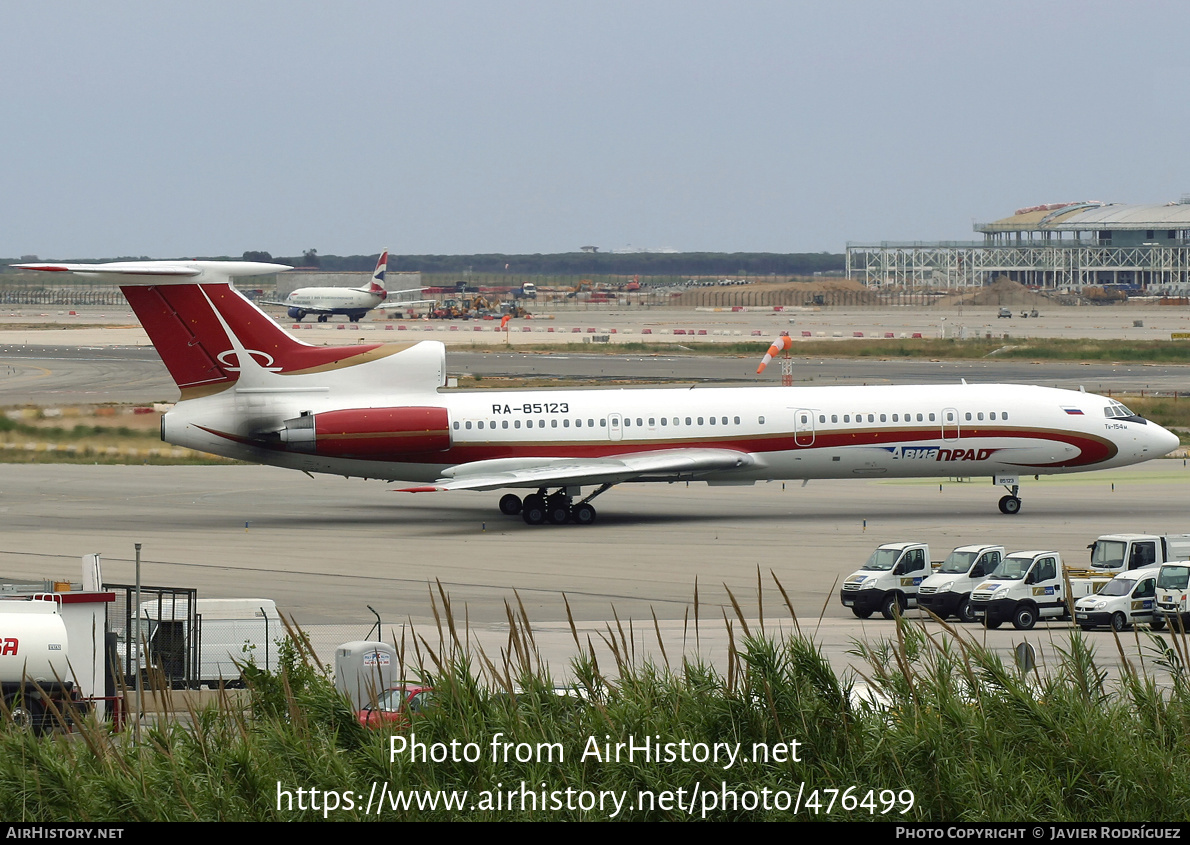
[1104,401,1137,419]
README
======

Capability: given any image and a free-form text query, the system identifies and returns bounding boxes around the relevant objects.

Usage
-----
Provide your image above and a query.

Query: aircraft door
[794,408,815,447]
[608,413,623,441]
[942,407,960,442]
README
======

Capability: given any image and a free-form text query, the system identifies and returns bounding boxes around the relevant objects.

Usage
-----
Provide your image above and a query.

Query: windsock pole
[756,333,794,386]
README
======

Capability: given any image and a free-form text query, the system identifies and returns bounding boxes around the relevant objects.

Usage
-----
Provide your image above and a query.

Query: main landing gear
[498,485,610,526]
[997,482,1022,515]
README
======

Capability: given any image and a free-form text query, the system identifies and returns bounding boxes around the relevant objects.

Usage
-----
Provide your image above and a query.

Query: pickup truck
[840,542,930,620]
[970,550,1068,630]
[1155,562,1190,629]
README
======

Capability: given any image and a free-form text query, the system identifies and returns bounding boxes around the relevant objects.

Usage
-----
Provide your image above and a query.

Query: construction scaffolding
[847,242,1190,291]
[848,199,1190,292]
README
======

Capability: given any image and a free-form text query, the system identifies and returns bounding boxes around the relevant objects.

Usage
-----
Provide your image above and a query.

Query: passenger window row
[452,415,750,432]
[819,411,1010,424]
[450,410,1010,432]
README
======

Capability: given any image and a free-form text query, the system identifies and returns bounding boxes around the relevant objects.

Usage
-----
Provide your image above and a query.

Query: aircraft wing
[374,297,436,310]
[397,448,756,492]
[257,300,343,314]
[259,300,433,313]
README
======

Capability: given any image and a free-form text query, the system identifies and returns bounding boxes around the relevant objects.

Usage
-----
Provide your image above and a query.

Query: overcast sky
[3,0,1188,259]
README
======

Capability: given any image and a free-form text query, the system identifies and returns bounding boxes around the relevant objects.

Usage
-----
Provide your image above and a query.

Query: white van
[1074,568,1163,632]
[134,598,284,687]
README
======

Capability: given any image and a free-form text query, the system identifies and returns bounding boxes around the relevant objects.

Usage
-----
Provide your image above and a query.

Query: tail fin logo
[369,251,388,297]
[216,349,282,373]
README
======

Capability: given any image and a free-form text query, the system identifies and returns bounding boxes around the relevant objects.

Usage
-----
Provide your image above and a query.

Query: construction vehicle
[429,295,499,320]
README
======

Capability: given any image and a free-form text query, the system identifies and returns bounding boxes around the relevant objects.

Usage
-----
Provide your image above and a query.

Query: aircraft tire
[547,503,571,525]
[998,495,1021,515]
[499,494,522,515]
[522,502,546,525]
[317,314,328,323]
[572,503,596,525]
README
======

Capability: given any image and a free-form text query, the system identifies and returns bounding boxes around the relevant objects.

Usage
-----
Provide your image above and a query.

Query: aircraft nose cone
[1155,424,1181,456]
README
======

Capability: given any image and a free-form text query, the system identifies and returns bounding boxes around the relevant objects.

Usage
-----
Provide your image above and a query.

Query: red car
[356,684,435,729]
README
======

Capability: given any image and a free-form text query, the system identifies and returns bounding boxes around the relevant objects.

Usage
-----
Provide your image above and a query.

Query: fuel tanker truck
[0,601,87,733]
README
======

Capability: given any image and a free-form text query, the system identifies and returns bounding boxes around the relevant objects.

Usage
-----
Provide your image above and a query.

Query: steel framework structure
[846,242,1190,290]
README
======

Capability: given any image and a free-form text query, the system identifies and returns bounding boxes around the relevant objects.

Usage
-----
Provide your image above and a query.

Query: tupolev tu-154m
[16,260,1181,525]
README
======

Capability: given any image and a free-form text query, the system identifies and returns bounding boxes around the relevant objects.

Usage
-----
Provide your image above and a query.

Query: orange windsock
[756,334,792,373]
[500,314,511,329]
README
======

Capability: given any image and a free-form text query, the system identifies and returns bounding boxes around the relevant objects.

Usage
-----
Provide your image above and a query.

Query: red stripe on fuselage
[198,423,1117,469]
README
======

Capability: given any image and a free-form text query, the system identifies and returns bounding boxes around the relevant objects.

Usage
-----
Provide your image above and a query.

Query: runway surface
[2,344,1187,406]
[1,304,1187,683]
[2,461,1185,683]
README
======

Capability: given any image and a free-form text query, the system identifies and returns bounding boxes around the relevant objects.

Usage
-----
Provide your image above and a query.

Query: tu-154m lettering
[17,260,1180,525]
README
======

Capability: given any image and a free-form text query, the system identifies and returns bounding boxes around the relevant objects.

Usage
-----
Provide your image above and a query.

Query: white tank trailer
[0,601,87,733]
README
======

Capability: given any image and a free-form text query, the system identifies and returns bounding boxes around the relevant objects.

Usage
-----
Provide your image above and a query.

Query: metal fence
[0,286,127,306]
[106,584,198,689]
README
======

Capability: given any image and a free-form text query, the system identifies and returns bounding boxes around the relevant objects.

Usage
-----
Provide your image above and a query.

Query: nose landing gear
[997,482,1022,515]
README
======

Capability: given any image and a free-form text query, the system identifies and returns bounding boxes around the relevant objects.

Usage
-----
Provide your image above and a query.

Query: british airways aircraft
[16,260,1181,525]
[259,251,424,322]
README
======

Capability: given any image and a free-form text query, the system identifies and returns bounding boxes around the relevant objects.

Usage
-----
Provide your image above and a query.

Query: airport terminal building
[847,199,1190,292]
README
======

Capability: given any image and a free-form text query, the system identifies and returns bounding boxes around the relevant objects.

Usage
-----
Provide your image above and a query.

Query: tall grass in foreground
[2,578,1190,821]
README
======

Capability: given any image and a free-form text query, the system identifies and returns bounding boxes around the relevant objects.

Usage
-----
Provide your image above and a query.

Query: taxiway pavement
[1,461,1185,684]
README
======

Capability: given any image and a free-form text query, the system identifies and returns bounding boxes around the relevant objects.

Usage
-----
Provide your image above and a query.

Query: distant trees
[270,249,321,268]
[227,250,845,276]
[314,252,845,276]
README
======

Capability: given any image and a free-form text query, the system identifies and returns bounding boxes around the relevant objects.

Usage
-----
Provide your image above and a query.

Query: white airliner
[17,260,1181,526]
[260,251,424,322]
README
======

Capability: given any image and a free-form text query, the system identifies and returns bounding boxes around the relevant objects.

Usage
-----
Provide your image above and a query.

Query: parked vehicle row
[840,533,1190,632]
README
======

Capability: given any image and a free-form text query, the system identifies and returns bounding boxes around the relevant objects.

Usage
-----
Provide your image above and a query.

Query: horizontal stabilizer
[15,260,290,285]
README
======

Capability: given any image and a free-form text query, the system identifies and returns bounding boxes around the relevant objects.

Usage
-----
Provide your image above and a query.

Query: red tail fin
[14,260,392,397]
[123,283,386,396]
